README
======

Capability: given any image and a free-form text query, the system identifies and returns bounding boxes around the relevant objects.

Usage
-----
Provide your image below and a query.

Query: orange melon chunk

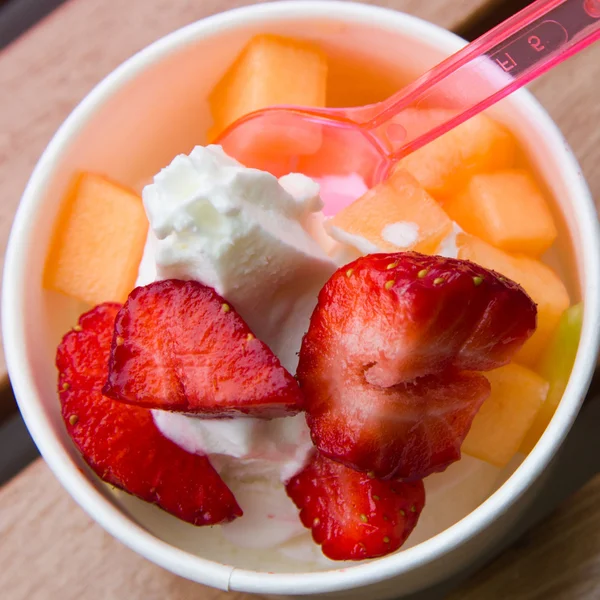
[444,170,557,256]
[208,34,327,141]
[457,234,570,365]
[44,172,148,306]
[394,111,515,198]
[462,363,548,467]
[327,169,453,254]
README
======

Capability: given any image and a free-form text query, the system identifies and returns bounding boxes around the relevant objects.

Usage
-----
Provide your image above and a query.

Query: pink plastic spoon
[216,0,599,207]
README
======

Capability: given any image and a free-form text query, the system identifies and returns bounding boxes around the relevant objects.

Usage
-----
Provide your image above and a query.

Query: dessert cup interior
[5,2,599,596]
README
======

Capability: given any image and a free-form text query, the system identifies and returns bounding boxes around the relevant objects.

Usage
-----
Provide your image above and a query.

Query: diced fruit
[218,108,326,178]
[394,111,515,198]
[327,169,453,254]
[208,34,327,141]
[297,252,536,480]
[444,170,557,256]
[103,279,303,418]
[462,363,548,467]
[296,125,380,184]
[286,452,425,560]
[325,52,403,108]
[520,303,583,453]
[457,234,570,365]
[44,172,148,306]
[57,303,242,525]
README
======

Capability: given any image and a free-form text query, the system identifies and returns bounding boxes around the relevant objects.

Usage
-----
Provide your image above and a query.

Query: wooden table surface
[0,0,598,599]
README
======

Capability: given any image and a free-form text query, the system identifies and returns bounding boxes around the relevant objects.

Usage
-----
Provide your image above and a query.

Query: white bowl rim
[3,1,600,595]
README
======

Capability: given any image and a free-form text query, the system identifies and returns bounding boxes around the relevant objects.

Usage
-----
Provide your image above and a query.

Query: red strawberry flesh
[57,302,242,525]
[286,452,425,560]
[298,252,537,480]
[103,279,303,418]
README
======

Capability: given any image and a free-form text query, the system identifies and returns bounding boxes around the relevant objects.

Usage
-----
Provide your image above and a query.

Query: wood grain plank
[0,459,260,600]
[1,1,599,600]
[0,0,494,379]
[0,4,497,598]
[4,457,600,600]
[449,474,600,600]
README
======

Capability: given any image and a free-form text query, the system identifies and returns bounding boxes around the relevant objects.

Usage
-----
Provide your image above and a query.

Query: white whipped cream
[382,221,420,248]
[328,218,463,260]
[136,149,483,561]
[303,212,340,256]
[135,229,158,286]
[436,222,464,259]
[152,410,315,550]
[143,145,336,373]
[152,411,313,484]
[138,145,338,553]
[327,225,380,255]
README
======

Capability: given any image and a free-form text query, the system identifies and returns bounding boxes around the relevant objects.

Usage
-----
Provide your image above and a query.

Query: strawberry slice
[103,279,303,418]
[298,252,536,480]
[57,302,242,525]
[286,452,425,560]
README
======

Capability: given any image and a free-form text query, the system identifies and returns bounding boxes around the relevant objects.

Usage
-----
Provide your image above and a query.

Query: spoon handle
[368,0,600,161]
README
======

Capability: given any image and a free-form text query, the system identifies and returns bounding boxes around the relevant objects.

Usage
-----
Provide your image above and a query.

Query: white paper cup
[3,2,600,598]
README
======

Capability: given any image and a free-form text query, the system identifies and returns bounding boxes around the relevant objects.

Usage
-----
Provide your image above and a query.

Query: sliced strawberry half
[102,279,303,418]
[298,252,537,480]
[286,452,425,560]
[57,302,242,525]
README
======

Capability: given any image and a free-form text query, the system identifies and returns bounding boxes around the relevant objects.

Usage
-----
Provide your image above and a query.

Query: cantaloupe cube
[444,170,557,256]
[520,303,583,453]
[208,34,327,141]
[457,234,570,365]
[394,111,515,198]
[462,363,548,467]
[296,125,379,184]
[326,169,453,254]
[44,172,148,306]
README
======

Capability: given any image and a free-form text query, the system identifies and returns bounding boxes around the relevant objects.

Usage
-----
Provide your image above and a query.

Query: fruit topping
[44,172,148,305]
[327,169,453,254]
[57,302,242,525]
[286,452,425,560]
[209,34,327,141]
[297,252,537,480]
[393,110,515,198]
[103,279,304,418]
[520,302,583,453]
[445,169,557,256]
[457,233,569,366]
[462,363,548,467]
